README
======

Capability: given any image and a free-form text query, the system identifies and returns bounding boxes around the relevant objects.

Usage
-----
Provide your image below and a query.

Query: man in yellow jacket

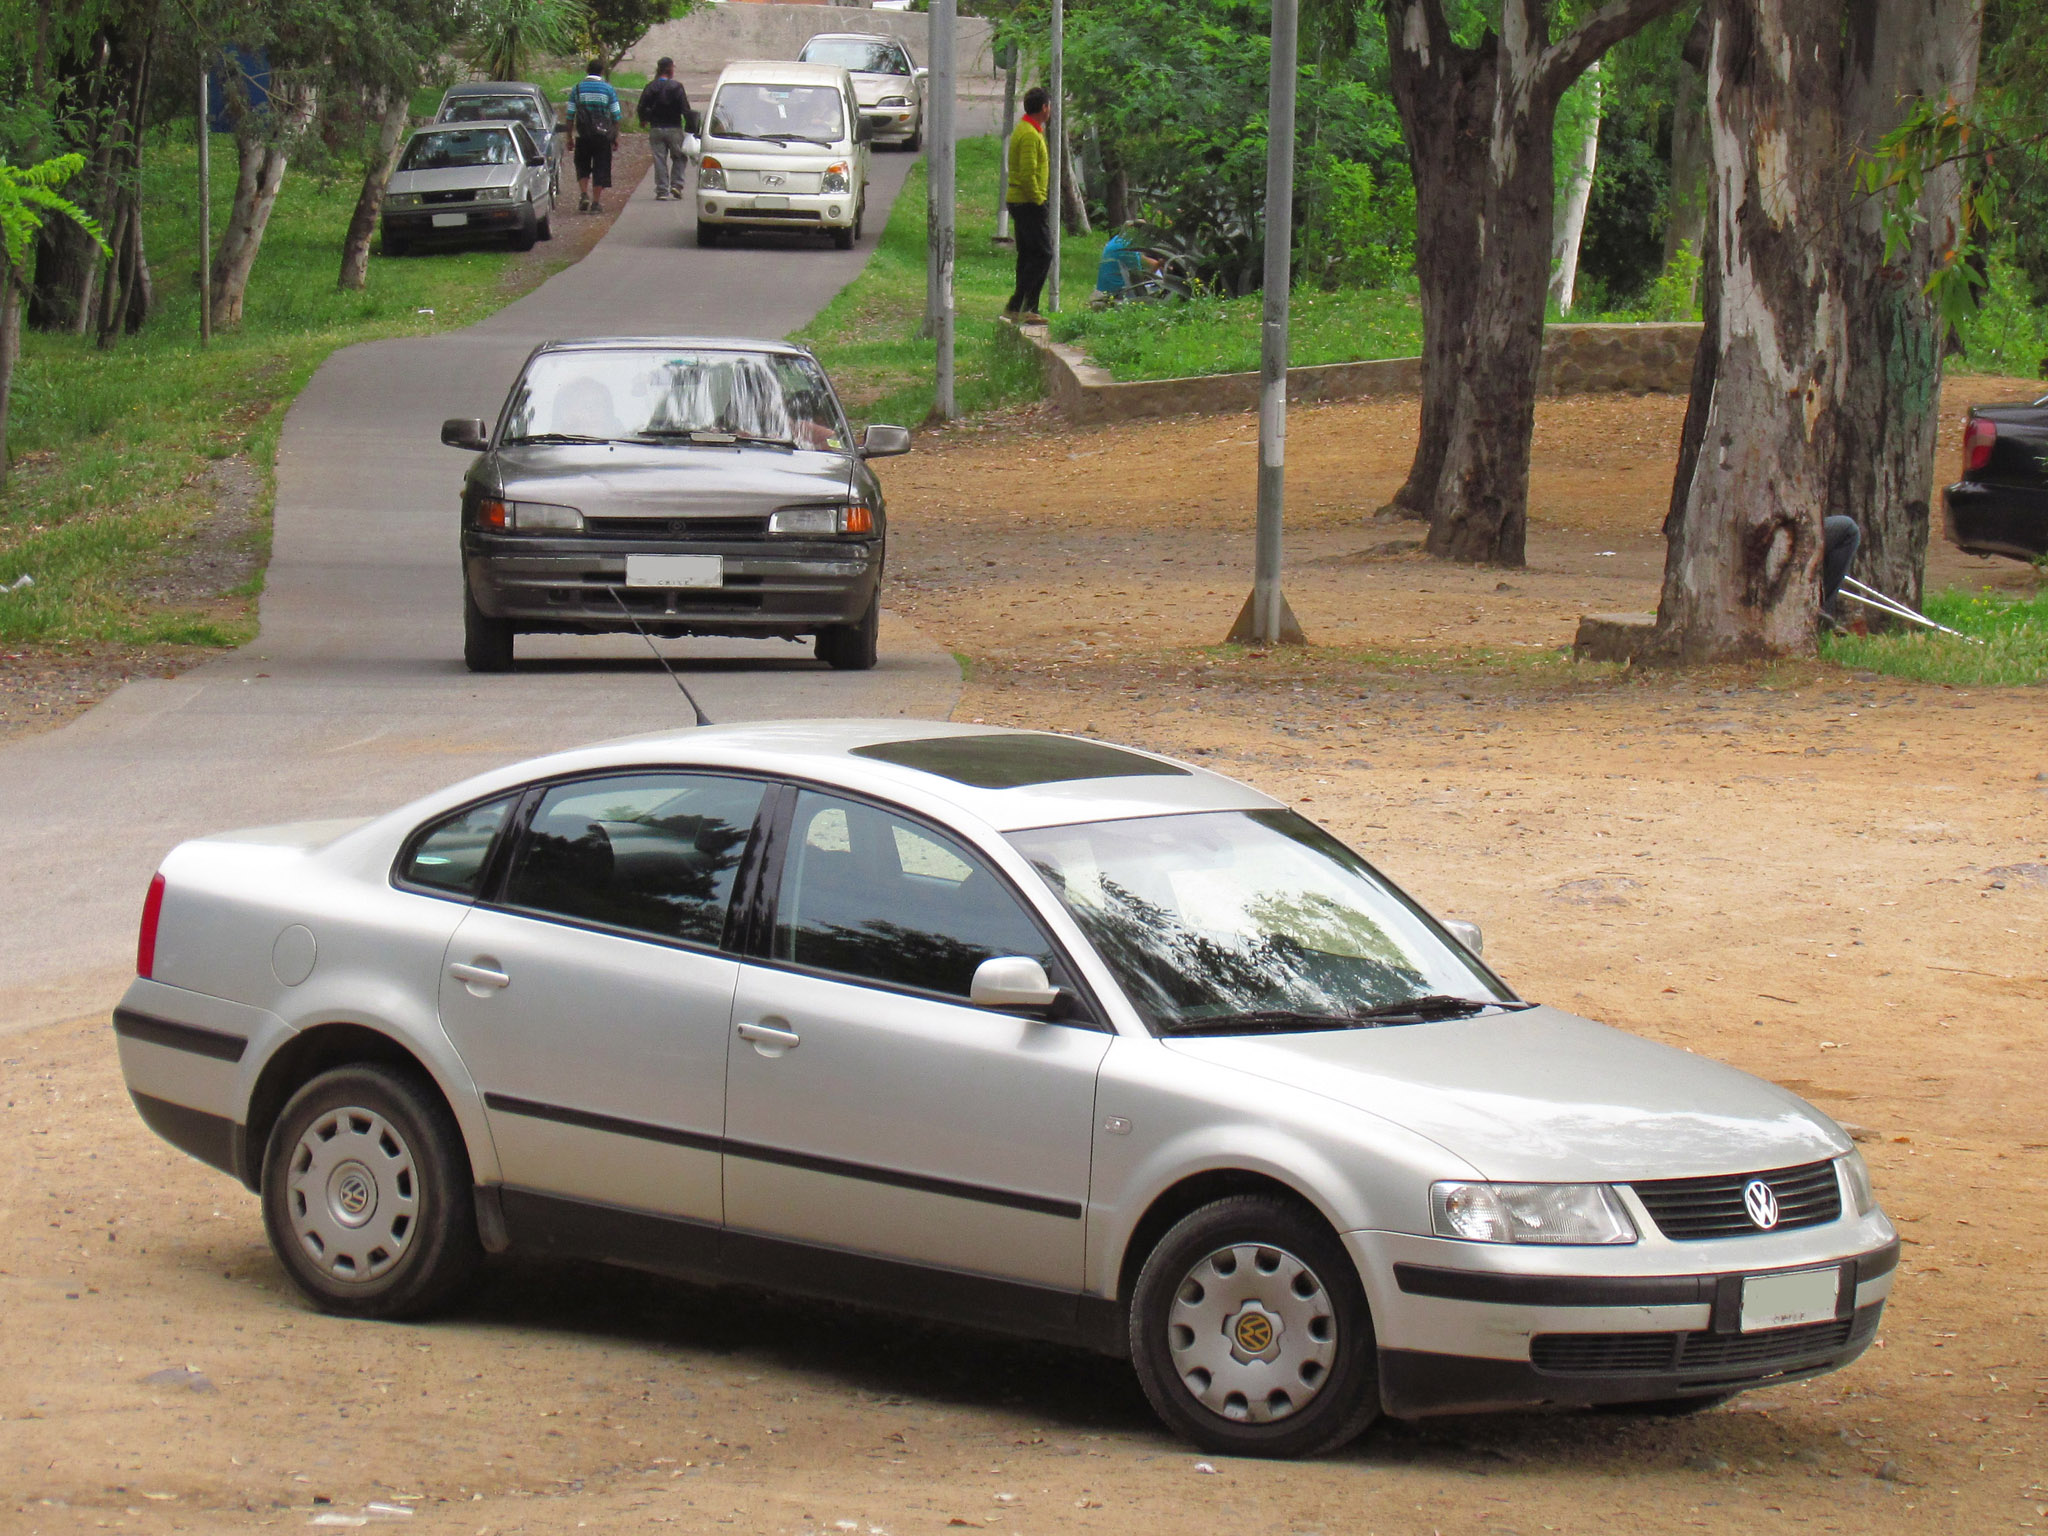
[1004,87,1052,323]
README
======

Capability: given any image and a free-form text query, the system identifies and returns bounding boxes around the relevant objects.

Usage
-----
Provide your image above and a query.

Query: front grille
[422,189,478,205]
[584,516,769,538]
[1630,1160,1842,1241]
[1532,1306,1878,1378]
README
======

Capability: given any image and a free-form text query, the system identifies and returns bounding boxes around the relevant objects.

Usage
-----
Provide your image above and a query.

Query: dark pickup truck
[1943,397,2048,560]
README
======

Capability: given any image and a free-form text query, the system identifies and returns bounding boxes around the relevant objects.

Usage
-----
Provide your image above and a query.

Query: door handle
[449,961,510,990]
[735,1020,800,1051]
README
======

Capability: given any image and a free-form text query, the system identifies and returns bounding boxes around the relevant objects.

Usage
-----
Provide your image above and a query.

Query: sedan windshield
[710,83,846,142]
[1009,810,1513,1035]
[801,40,910,75]
[441,96,550,136]
[398,128,519,172]
[500,349,846,449]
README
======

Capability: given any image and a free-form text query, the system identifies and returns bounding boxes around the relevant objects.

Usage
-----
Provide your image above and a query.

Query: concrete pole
[931,0,956,419]
[1225,0,1305,646]
[994,51,1016,242]
[1048,0,1062,313]
[198,64,212,347]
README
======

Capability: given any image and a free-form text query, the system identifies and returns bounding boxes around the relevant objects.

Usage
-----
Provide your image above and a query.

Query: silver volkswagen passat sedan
[442,339,908,674]
[113,722,1896,1458]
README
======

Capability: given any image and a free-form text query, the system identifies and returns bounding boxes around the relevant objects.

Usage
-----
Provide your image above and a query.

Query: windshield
[500,348,847,449]
[1009,810,1512,1035]
[801,39,910,75]
[441,95,549,134]
[710,82,846,141]
[398,128,519,172]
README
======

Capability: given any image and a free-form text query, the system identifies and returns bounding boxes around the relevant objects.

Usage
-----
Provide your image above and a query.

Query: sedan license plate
[625,554,723,589]
[430,211,468,228]
[1739,1267,1840,1333]
[753,195,789,210]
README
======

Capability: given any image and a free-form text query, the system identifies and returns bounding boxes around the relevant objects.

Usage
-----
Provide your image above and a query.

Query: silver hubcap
[1168,1243,1338,1425]
[286,1106,419,1283]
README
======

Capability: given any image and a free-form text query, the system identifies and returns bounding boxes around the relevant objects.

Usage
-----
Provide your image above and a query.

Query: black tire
[510,208,538,252]
[696,220,720,247]
[815,590,879,670]
[1128,1195,1381,1459]
[832,222,855,251]
[260,1064,482,1320]
[905,122,923,153]
[380,233,408,258]
[536,211,552,241]
[463,586,515,673]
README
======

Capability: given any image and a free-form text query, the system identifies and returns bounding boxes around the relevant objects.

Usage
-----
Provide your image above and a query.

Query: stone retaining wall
[1001,320,1703,426]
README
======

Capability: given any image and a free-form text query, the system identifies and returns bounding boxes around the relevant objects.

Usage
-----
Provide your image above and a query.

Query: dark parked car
[441,338,911,673]
[1943,395,2048,560]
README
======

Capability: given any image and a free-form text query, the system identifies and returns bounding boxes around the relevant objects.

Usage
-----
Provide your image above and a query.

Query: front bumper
[1944,480,2048,559]
[1347,1223,1899,1416]
[383,205,528,241]
[862,107,917,140]
[697,190,857,230]
[463,532,880,638]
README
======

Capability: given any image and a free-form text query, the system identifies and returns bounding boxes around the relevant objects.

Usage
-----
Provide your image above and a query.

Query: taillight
[1963,416,1996,475]
[137,872,166,979]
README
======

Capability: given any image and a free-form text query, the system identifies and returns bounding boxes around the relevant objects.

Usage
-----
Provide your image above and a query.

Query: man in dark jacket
[638,57,700,202]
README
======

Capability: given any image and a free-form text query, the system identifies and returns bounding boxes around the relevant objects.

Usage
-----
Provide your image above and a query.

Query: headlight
[768,503,874,535]
[385,192,422,210]
[821,161,851,194]
[472,186,515,204]
[1839,1150,1878,1217]
[698,156,725,191]
[1431,1182,1637,1245]
[878,95,908,107]
[478,499,584,533]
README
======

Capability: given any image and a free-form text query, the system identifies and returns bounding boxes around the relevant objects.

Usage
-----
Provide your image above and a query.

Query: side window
[774,791,1056,998]
[503,773,766,945]
[399,795,517,898]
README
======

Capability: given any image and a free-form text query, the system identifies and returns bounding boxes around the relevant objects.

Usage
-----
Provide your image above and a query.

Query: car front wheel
[815,590,879,670]
[260,1065,482,1319]
[1128,1195,1381,1458]
[463,586,515,672]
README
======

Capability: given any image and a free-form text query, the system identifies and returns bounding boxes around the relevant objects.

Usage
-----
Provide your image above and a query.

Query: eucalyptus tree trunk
[210,85,318,331]
[339,92,413,291]
[1651,0,1845,661]
[1828,0,1983,620]
[1548,60,1600,315]
[1377,0,1496,521]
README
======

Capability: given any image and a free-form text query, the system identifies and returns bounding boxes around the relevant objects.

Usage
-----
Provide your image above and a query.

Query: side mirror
[971,956,1062,1013]
[441,418,489,451]
[858,423,912,458]
[1443,919,1484,956]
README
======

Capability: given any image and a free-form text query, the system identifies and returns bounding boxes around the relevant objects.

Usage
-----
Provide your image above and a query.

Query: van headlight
[1839,1150,1878,1217]
[698,156,725,191]
[821,161,851,194]
[1431,1182,1638,1245]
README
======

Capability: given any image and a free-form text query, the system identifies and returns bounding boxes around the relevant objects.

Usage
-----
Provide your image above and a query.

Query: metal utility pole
[994,47,1016,243]
[1047,0,1062,313]
[930,0,957,418]
[1225,0,1305,646]
[198,64,212,346]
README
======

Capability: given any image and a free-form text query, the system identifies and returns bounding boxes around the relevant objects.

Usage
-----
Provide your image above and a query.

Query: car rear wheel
[463,587,516,672]
[260,1065,482,1319]
[696,220,720,247]
[815,591,879,670]
[1129,1195,1380,1458]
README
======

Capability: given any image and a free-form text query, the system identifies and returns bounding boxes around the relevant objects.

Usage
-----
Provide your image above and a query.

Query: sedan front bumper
[384,205,528,242]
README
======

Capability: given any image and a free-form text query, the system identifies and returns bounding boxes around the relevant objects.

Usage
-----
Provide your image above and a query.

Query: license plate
[430,211,468,228]
[625,554,723,589]
[1739,1267,1840,1333]
[753,195,789,210]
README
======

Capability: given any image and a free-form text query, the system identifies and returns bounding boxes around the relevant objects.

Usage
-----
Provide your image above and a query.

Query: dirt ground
[5,377,2047,1536]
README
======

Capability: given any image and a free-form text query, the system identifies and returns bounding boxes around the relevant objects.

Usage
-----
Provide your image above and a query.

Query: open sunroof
[849,733,1190,790]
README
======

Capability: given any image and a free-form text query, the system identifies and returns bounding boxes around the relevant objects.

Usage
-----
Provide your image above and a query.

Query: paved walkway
[0,144,966,1034]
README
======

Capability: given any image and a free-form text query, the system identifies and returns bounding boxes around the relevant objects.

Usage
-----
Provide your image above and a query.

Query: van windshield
[711,83,845,143]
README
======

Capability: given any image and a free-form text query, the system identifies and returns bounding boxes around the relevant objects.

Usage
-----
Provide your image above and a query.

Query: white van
[695,60,871,250]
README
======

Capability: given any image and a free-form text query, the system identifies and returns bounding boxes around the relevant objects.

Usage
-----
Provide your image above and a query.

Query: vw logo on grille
[1743,1178,1780,1229]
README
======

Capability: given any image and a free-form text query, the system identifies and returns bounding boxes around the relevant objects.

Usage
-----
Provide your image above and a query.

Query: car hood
[849,73,914,104]
[491,443,859,517]
[1163,1004,1848,1182]
[388,166,520,195]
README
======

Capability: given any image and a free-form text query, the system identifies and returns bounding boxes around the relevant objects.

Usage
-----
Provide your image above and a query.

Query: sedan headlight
[478,498,584,533]
[1431,1181,1638,1245]
[1839,1149,1878,1217]
[384,192,422,210]
[472,185,516,204]
[698,156,725,191]
[821,161,851,195]
[768,502,874,535]
[878,95,909,107]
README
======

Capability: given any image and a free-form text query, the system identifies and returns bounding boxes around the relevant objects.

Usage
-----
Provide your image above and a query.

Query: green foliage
[465,0,594,82]
[1574,13,1693,311]
[1951,243,2048,377]
[0,153,105,267]
[1643,238,1702,321]
[1050,286,1422,382]
[1821,585,2048,687]
[586,0,698,71]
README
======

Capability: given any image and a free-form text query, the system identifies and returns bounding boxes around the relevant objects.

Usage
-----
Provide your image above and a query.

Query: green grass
[2,127,560,648]
[794,135,1099,424]
[1822,584,2048,686]
[1048,285,1425,384]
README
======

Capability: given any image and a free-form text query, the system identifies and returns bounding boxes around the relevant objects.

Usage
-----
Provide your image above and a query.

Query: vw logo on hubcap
[330,1161,378,1226]
[1743,1178,1780,1229]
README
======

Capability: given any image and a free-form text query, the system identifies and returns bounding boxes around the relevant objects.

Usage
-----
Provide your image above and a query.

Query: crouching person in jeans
[640,57,699,201]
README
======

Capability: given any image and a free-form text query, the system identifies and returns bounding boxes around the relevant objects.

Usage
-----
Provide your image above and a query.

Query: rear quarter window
[398,795,517,897]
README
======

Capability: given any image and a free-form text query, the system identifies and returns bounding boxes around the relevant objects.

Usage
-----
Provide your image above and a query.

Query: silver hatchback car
[113,722,1896,1457]
[381,120,556,256]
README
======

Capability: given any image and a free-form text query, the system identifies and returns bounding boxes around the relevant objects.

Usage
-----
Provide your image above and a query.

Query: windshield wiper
[1159,996,1518,1037]
[503,432,616,446]
[633,429,797,448]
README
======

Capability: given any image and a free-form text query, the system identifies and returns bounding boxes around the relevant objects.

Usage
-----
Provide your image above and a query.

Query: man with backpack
[638,57,699,202]
[568,60,622,214]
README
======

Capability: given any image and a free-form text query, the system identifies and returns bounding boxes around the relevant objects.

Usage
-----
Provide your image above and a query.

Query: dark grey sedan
[441,339,910,672]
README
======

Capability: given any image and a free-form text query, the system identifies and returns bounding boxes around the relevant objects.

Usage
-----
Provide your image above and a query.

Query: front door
[723,790,1109,1294]
[436,770,767,1228]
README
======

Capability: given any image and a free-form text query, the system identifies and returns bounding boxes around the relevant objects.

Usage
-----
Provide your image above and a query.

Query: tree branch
[1539,0,1690,101]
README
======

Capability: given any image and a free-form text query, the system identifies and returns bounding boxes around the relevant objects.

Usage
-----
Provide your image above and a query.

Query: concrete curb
[997,318,1704,427]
